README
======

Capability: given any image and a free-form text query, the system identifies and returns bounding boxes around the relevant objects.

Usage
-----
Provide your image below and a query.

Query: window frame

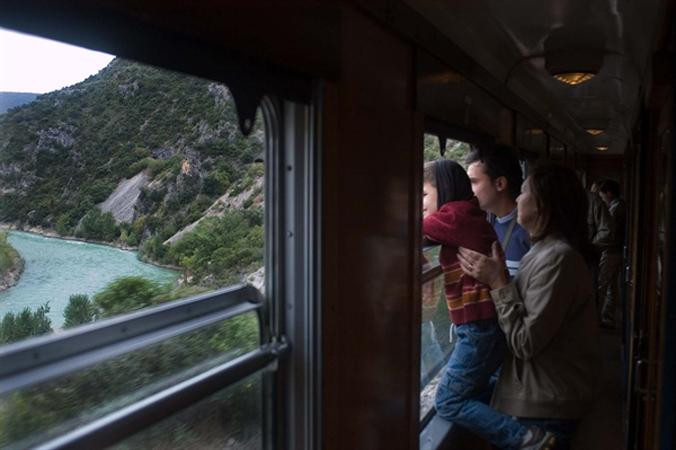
[0,24,322,450]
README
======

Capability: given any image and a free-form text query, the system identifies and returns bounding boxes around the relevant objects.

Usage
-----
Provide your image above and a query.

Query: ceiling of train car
[404,0,666,154]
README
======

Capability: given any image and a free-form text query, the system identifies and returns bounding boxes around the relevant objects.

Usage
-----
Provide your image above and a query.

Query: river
[0,231,178,328]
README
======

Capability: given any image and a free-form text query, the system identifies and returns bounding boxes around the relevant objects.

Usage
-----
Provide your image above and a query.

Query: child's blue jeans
[435,319,527,449]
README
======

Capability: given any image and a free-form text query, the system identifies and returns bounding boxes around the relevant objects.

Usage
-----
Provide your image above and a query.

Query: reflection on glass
[420,261,455,421]
[114,374,262,450]
[0,312,259,448]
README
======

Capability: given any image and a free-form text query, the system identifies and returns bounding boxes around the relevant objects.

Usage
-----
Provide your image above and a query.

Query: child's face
[422,182,438,218]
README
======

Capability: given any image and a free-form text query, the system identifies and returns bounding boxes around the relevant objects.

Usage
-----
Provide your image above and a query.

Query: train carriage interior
[0,1,674,449]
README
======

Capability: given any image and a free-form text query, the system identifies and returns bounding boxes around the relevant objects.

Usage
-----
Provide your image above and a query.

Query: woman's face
[422,182,438,218]
[516,177,538,233]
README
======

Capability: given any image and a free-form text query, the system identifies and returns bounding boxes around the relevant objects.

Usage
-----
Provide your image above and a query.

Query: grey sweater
[490,235,602,419]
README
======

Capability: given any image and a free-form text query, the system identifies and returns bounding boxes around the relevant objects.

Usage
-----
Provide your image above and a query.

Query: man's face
[467,161,499,213]
[599,191,612,205]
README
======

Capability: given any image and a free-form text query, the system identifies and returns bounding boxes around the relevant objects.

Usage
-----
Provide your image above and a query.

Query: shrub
[77,209,119,242]
[0,303,53,344]
[93,276,164,318]
[63,294,95,328]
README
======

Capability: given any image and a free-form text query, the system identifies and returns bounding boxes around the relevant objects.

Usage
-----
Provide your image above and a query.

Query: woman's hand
[458,241,509,290]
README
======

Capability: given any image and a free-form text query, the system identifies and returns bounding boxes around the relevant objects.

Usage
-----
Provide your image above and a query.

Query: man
[586,180,614,322]
[597,179,626,327]
[466,145,530,278]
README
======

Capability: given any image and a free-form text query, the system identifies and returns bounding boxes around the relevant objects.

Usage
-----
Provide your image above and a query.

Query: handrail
[0,284,262,395]
[35,341,289,450]
[422,264,443,284]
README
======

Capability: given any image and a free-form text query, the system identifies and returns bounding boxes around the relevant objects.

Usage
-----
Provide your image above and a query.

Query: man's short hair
[598,179,620,197]
[465,144,523,200]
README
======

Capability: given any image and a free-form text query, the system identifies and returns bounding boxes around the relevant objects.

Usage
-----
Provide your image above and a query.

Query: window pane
[0,28,266,345]
[420,271,455,420]
[113,374,262,450]
[420,134,470,421]
[0,312,259,448]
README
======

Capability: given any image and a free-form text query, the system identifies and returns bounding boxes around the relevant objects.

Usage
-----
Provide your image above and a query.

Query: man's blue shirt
[492,209,530,278]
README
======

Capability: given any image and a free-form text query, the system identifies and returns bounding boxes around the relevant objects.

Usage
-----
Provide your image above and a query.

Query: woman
[458,164,602,449]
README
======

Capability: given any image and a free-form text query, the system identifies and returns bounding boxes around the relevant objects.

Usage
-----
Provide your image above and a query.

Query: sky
[0,27,115,94]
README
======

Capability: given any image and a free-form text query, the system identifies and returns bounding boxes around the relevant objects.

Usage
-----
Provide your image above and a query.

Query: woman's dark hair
[528,163,596,263]
[423,160,473,208]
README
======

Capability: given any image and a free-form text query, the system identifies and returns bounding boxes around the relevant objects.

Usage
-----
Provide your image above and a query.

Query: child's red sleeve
[422,208,462,247]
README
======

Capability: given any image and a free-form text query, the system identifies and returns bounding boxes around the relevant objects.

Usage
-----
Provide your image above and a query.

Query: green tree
[77,209,119,242]
[0,303,53,344]
[93,276,163,318]
[63,294,95,328]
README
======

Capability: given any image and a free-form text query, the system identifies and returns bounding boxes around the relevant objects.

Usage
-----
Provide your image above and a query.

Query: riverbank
[0,232,24,292]
[0,231,179,327]
[0,223,182,271]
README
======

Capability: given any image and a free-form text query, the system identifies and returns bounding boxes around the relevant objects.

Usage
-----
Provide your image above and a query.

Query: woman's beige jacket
[490,235,602,419]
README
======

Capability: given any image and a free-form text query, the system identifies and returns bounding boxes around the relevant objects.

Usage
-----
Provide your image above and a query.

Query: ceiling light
[596,146,608,152]
[552,72,596,85]
[544,26,605,86]
[586,129,605,136]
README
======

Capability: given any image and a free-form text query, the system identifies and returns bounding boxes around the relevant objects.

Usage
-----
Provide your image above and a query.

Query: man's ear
[494,176,508,193]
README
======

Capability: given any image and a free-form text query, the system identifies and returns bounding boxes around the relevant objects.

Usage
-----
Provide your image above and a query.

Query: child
[423,160,554,449]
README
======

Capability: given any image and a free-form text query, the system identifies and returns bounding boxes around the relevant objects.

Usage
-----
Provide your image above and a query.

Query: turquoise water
[0,231,178,328]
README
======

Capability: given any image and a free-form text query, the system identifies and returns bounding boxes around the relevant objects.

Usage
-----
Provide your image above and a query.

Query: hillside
[0,59,264,286]
[0,92,38,114]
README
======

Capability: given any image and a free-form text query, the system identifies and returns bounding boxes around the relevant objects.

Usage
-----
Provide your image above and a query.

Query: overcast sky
[0,27,115,94]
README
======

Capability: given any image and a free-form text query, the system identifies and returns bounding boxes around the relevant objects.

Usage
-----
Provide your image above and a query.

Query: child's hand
[457,241,508,289]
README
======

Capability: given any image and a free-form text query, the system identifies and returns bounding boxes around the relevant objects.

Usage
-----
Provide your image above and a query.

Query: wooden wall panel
[322,7,420,450]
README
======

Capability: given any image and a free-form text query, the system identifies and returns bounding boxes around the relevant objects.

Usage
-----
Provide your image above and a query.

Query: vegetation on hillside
[0,231,24,290]
[0,58,265,287]
[0,232,20,273]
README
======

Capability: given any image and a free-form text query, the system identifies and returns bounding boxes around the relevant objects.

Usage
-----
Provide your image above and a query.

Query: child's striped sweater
[423,198,498,325]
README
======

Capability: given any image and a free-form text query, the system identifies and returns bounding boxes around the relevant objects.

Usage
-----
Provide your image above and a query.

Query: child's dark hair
[423,160,473,208]
[465,144,523,200]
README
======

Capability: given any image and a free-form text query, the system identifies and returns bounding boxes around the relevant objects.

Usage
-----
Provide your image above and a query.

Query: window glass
[113,373,262,450]
[0,28,266,345]
[420,134,470,421]
[0,312,259,448]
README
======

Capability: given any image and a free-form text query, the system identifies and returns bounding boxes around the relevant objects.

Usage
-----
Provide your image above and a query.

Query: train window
[0,310,260,448]
[0,28,266,344]
[114,374,263,450]
[420,134,470,423]
[0,26,317,449]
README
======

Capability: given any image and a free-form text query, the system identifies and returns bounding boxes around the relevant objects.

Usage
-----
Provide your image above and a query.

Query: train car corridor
[572,328,624,450]
[0,2,673,449]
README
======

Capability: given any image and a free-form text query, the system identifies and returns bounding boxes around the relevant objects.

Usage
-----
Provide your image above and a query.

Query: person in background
[586,183,614,321]
[423,160,554,450]
[590,180,601,195]
[597,179,627,328]
[458,163,601,449]
[466,145,530,279]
